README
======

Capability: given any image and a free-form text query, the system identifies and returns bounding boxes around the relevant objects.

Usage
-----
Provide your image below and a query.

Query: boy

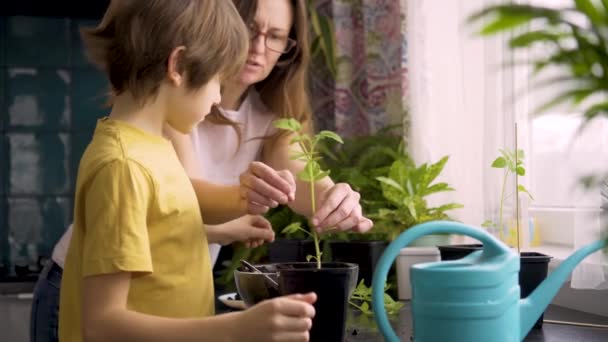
[59,1,316,341]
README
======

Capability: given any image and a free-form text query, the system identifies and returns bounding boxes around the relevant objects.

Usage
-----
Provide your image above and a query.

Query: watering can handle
[371,221,511,342]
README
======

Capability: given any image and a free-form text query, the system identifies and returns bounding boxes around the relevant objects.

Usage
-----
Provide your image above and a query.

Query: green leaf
[516,149,525,160]
[274,118,302,132]
[290,135,305,145]
[298,161,319,182]
[282,222,303,235]
[289,151,308,161]
[376,176,405,192]
[306,254,314,262]
[509,30,565,48]
[423,156,449,187]
[316,130,344,144]
[434,203,464,213]
[492,156,507,168]
[404,199,418,220]
[582,102,608,121]
[423,182,455,196]
[480,14,535,35]
[516,166,526,176]
[517,185,535,200]
[481,220,496,229]
[534,88,596,114]
[314,170,330,181]
[574,0,603,25]
[310,36,321,57]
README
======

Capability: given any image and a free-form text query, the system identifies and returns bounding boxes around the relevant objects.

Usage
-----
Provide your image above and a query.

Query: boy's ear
[167,46,187,86]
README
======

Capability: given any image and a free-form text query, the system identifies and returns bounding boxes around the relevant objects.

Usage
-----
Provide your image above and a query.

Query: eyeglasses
[247,24,297,54]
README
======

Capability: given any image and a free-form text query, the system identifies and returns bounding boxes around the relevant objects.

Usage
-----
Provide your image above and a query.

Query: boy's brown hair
[82,0,249,104]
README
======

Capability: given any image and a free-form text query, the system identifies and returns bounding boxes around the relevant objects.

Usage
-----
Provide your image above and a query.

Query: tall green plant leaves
[470,3,608,122]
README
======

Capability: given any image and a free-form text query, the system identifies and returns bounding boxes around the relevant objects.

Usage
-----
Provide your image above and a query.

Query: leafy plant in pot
[371,155,463,300]
[373,155,463,245]
[236,118,359,342]
[216,205,311,290]
[438,148,551,329]
[318,126,405,287]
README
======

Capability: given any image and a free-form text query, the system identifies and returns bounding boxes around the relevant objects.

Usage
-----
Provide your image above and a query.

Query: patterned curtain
[310,0,408,137]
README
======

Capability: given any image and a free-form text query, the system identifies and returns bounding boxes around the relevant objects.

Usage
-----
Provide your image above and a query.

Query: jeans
[30,261,62,342]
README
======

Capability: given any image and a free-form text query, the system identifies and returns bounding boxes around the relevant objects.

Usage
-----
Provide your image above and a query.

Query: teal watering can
[372,221,607,342]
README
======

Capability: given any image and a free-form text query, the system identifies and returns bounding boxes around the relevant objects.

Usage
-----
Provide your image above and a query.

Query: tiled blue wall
[0,16,108,277]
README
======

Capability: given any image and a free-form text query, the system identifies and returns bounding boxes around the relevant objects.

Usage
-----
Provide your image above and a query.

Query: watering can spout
[519,239,607,339]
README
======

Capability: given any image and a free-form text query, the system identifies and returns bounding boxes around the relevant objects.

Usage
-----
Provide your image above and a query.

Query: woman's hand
[311,183,373,233]
[240,161,296,215]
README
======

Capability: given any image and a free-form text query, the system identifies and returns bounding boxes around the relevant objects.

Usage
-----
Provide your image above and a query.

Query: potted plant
[373,155,463,244]
[319,126,405,287]
[438,148,551,329]
[237,118,359,342]
[372,155,463,299]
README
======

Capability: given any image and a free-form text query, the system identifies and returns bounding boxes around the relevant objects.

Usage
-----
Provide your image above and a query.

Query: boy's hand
[234,293,316,342]
[240,161,296,214]
[311,183,373,233]
[222,215,275,248]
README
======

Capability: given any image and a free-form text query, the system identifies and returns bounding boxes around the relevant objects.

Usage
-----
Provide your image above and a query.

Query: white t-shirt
[52,90,278,268]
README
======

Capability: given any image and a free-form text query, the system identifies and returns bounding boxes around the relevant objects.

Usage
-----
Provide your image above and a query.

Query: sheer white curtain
[407,0,608,289]
[407,0,509,231]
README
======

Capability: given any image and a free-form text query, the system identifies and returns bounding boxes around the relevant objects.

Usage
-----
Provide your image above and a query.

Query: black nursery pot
[438,244,551,330]
[268,239,316,263]
[328,240,388,286]
[437,244,483,261]
[277,262,359,342]
[520,252,552,329]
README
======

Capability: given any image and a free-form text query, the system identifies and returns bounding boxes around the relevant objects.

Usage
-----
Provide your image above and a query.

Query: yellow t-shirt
[59,118,214,342]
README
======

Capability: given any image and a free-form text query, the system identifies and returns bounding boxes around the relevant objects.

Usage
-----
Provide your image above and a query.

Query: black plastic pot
[268,239,316,263]
[328,240,388,286]
[277,262,359,342]
[437,244,483,261]
[520,252,552,329]
[438,244,551,329]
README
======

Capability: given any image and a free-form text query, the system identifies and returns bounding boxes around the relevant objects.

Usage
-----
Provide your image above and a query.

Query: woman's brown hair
[81,0,249,105]
[208,0,313,138]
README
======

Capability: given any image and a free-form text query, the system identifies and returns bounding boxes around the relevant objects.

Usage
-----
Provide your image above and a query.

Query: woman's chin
[239,72,262,87]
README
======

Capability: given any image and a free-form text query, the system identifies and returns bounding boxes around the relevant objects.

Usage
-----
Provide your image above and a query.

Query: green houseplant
[469,1,608,246]
[238,118,357,342]
[371,154,463,300]
[318,126,406,288]
[482,148,534,245]
[373,155,464,243]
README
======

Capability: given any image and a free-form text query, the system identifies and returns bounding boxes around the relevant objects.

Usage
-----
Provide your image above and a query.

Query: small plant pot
[396,247,440,300]
[438,245,551,330]
[437,244,483,260]
[267,239,316,263]
[234,263,281,307]
[277,262,359,342]
[328,240,388,286]
[520,252,552,329]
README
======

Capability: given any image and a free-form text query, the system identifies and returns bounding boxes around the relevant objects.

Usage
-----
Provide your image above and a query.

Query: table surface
[339,303,608,342]
[2,293,607,342]
[216,296,608,342]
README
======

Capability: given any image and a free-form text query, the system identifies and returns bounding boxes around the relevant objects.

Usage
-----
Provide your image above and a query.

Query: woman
[174,0,373,266]
[31,0,371,341]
